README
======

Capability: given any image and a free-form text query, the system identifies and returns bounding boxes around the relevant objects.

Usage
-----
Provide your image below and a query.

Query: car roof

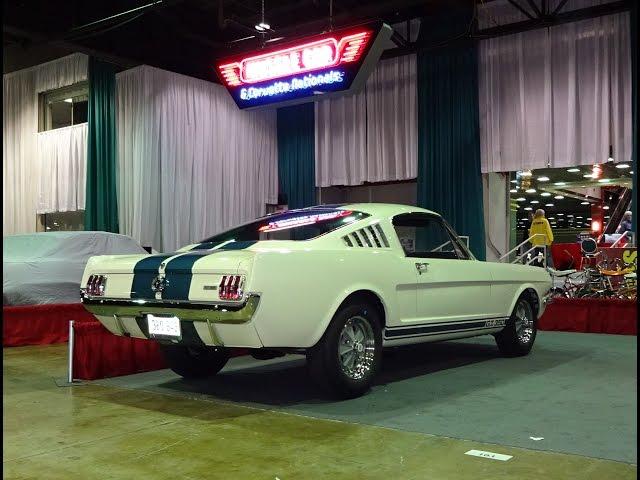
[338,203,440,217]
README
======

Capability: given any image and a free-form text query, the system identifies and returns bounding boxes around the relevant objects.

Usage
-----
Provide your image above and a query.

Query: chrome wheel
[514,300,534,345]
[338,315,376,381]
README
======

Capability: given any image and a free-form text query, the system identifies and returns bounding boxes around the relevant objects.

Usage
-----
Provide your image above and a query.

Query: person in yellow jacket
[528,209,554,267]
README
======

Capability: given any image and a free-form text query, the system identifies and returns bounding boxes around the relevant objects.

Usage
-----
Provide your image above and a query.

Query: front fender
[506,282,548,319]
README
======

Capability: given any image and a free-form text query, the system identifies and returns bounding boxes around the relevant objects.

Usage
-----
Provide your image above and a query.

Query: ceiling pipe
[3,25,140,69]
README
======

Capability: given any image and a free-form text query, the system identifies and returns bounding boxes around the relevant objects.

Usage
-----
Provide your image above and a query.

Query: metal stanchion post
[68,320,74,384]
[55,320,84,387]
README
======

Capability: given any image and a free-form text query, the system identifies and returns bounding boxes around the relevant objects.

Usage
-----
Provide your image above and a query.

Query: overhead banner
[216,22,392,110]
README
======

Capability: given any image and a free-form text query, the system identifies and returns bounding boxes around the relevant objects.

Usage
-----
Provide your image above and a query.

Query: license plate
[147,314,181,338]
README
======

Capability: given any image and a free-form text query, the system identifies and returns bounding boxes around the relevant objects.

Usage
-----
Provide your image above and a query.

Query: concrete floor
[3,332,637,480]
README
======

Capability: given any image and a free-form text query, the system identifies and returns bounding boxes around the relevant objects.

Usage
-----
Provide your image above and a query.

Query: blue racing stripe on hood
[130,255,173,299]
[191,240,258,251]
[218,240,257,250]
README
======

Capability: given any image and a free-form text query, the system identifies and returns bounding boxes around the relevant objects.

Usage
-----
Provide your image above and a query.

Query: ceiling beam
[3,25,140,68]
[475,0,631,39]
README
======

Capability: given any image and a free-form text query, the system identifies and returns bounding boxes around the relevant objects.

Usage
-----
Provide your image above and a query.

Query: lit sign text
[240,70,344,100]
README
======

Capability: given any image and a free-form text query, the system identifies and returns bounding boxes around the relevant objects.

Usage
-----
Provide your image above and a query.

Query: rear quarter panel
[246,247,405,348]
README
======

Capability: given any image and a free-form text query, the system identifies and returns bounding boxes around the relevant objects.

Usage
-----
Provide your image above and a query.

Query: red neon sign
[218,31,372,87]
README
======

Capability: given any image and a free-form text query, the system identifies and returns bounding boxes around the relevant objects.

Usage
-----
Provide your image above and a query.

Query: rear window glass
[198,209,369,246]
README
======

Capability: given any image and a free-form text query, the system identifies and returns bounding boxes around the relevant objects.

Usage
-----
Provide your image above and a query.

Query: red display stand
[539,298,637,335]
[3,303,95,347]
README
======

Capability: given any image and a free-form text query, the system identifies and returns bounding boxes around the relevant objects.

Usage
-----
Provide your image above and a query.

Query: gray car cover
[3,231,147,306]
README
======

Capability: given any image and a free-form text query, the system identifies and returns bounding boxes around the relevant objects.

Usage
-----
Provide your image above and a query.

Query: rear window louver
[343,224,389,248]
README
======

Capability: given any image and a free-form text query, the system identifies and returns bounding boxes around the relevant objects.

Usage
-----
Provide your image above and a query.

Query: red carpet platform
[3,303,166,380]
[6,299,635,381]
[3,303,95,347]
[539,298,637,335]
[73,321,166,380]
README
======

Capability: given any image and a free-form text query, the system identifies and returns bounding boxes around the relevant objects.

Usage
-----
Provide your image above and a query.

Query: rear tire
[307,299,382,399]
[495,295,537,357]
[159,344,229,379]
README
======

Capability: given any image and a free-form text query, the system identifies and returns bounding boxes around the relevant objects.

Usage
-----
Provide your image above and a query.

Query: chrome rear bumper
[81,293,260,325]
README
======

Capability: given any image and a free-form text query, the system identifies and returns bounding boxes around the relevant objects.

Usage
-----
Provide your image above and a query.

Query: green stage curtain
[416,7,486,260]
[85,57,119,232]
[277,103,315,209]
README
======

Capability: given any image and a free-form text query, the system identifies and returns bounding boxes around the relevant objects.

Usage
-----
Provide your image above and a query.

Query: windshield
[197,208,369,247]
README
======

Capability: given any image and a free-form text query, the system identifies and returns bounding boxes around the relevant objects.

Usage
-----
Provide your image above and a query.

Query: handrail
[610,231,632,248]
[433,235,470,252]
[499,234,546,261]
[512,244,547,268]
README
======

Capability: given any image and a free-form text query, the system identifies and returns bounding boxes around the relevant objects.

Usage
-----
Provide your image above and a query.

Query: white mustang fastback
[81,204,552,398]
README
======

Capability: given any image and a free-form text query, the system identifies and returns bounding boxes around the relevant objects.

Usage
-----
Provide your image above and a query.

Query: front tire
[159,344,229,379]
[495,295,537,357]
[307,300,383,399]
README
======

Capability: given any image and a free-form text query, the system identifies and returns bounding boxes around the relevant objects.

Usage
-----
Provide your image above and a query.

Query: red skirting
[3,303,95,347]
[539,298,637,335]
[72,321,166,380]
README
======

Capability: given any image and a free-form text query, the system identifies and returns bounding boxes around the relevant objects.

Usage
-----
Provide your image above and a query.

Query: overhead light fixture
[557,213,564,216]
[603,205,610,210]
[615,163,630,169]
[255,0,270,32]
[545,203,554,207]
[537,176,550,182]
[583,173,594,178]
[510,180,518,184]
[64,98,73,103]
[554,195,564,200]
[607,145,614,163]
[597,178,610,183]
[554,182,567,186]
[524,207,533,211]
[516,197,526,202]
[531,200,539,204]
[525,188,536,193]
[580,201,590,205]
[567,168,581,173]
[510,188,518,193]
[541,192,552,197]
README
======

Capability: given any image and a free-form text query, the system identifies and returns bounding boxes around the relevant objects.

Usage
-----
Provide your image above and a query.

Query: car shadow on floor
[148,338,583,408]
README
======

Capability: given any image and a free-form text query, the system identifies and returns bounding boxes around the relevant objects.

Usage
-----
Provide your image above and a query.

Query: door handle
[415,262,429,274]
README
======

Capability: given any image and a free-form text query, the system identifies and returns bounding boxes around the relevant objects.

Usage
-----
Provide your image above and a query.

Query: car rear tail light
[86,275,107,296]
[219,275,244,300]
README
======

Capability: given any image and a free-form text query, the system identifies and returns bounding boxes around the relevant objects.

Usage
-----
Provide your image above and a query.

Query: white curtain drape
[315,54,417,186]
[34,53,88,93]
[482,172,510,261]
[36,123,87,213]
[479,8,631,172]
[116,65,278,252]
[3,70,38,235]
[3,53,89,234]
